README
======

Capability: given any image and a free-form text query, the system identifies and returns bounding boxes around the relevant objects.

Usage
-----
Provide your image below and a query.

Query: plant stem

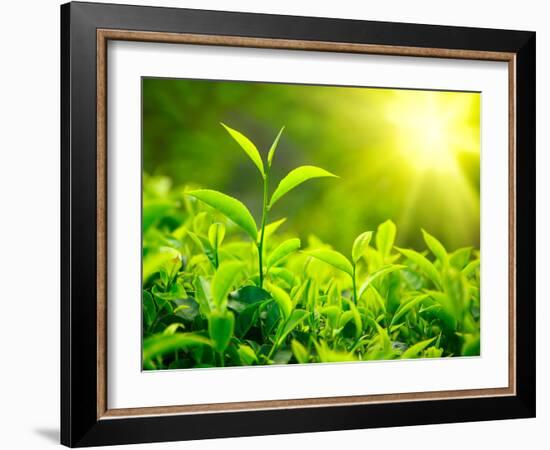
[258,171,270,287]
[352,263,358,305]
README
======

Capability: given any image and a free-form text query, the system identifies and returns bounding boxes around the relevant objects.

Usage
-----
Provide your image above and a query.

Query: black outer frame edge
[60,1,536,447]
[514,33,536,414]
[60,2,72,447]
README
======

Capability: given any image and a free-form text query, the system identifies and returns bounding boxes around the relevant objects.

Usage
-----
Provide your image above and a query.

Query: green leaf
[187,231,217,267]
[142,291,156,328]
[212,261,243,310]
[450,247,472,270]
[142,200,174,232]
[358,264,406,299]
[221,123,264,176]
[396,247,442,288]
[291,339,309,364]
[270,267,296,288]
[390,294,429,327]
[193,211,211,235]
[267,126,285,167]
[320,305,341,329]
[462,335,480,356]
[194,276,212,314]
[277,309,308,346]
[151,282,186,302]
[173,298,200,322]
[462,259,480,277]
[208,222,226,250]
[269,165,337,207]
[162,323,184,336]
[272,350,293,365]
[344,298,362,339]
[422,229,448,264]
[187,189,258,241]
[260,217,287,242]
[142,247,181,281]
[267,238,301,268]
[266,283,292,319]
[208,310,235,353]
[376,219,396,258]
[229,286,271,307]
[401,337,436,359]
[352,231,373,263]
[237,344,258,365]
[305,249,353,277]
[143,333,211,361]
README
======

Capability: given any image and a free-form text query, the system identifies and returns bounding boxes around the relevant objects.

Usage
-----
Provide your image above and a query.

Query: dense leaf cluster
[142,126,480,370]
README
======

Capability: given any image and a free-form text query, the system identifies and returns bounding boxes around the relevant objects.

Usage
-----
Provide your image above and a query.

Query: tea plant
[142,125,481,369]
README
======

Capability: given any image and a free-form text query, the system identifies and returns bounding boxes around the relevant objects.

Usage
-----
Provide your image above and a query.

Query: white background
[109,42,509,408]
[0,0,547,449]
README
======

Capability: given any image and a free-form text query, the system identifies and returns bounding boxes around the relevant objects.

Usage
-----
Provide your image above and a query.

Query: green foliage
[142,125,481,369]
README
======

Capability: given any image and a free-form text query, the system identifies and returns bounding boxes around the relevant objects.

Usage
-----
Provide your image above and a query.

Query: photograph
[141,78,482,370]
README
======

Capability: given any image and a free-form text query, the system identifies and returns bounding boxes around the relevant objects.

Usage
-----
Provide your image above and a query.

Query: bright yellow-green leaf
[267,238,301,268]
[376,219,396,258]
[397,247,442,288]
[221,122,264,176]
[269,165,337,207]
[358,264,406,300]
[162,323,185,335]
[277,309,308,345]
[237,344,258,365]
[260,217,287,243]
[212,261,243,310]
[422,229,448,264]
[187,189,258,241]
[352,231,373,263]
[390,294,429,327]
[142,247,181,281]
[450,247,472,270]
[462,259,480,277]
[208,222,226,250]
[267,126,285,167]
[291,339,309,364]
[344,298,363,339]
[143,333,211,361]
[266,282,292,319]
[401,337,436,359]
[305,249,353,277]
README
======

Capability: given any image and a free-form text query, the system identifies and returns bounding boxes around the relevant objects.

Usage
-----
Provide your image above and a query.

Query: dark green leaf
[208,310,235,353]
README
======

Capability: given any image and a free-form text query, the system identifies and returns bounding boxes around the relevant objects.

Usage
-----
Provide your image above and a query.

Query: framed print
[60,1,536,447]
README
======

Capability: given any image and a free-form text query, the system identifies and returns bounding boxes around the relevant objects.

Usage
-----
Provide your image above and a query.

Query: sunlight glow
[385,91,480,174]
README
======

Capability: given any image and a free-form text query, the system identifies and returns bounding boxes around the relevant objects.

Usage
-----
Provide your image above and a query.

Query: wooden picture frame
[61,1,536,447]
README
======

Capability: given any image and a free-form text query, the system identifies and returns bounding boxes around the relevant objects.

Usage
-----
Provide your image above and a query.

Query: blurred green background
[143,78,480,253]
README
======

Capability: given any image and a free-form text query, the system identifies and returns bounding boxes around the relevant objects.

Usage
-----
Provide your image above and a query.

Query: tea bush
[142,125,481,369]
